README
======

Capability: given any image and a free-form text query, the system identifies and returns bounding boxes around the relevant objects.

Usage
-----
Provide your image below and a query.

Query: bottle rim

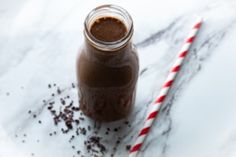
[84,4,134,51]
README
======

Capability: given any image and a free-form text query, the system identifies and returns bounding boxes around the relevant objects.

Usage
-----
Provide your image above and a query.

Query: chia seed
[57,88,61,94]
[126,145,131,151]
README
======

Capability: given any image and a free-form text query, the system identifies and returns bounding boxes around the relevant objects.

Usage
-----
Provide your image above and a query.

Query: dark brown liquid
[77,17,139,122]
[90,17,127,42]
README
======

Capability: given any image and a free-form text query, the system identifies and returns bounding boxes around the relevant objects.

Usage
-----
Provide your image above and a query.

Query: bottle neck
[83,5,133,52]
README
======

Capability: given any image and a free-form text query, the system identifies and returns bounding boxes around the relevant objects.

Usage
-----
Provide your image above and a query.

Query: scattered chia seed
[48,106,53,110]
[67,101,73,108]
[30,83,133,156]
[57,88,61,94]
[84,136,107,154]
[126,145,131,151]
[60,98,66,105]
[79,117,85,121]
[51,110,56,115]
[75,119,80,125]
[49,101,55,105]
[66,121,73,129]
[88,125,91,131]
[80,127,86,135]
[72,83,76,88]
[87,144,91,150]
[76,128,80,136]
[72,106,80,111]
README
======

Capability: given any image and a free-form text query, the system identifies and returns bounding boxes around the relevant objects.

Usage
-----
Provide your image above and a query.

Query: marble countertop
[1,0,236,157]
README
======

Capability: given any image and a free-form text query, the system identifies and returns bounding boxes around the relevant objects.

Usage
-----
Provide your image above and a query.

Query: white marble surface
[1,0,236,157]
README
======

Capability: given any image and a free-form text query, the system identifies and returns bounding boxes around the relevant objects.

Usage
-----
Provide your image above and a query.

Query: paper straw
[129,17,203,157]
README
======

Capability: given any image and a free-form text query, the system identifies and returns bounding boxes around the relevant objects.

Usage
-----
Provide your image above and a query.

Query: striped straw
[129,17,203,157]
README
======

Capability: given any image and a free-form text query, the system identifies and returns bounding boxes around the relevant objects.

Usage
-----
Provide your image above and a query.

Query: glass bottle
[76,5,139,122]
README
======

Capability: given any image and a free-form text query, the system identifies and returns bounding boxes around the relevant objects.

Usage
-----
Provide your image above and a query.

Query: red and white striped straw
[129,17,203,157]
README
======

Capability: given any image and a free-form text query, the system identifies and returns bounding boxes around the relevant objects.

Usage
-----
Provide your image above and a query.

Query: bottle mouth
[84,4,133,51]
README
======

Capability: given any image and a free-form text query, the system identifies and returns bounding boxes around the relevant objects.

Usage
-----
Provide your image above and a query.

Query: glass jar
[76,5,139,122]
